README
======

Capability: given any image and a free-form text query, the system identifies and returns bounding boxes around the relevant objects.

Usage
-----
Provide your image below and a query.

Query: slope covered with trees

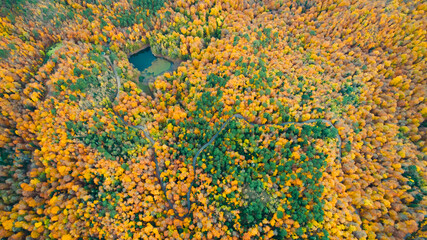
[0,0,426,239]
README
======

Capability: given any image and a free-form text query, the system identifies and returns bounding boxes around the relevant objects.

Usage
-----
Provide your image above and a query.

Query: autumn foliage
[0,0,426,239]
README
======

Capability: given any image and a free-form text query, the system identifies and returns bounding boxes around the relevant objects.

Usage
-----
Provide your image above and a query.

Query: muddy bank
[127,44,150,57]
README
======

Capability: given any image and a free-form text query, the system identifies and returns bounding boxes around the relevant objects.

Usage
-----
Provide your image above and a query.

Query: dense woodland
[0,0,426,239]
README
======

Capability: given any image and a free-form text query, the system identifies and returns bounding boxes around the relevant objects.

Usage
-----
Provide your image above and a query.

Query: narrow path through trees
[103,55,354,223]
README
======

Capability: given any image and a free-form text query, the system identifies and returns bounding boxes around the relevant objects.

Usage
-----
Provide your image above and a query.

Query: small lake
[129,48,173,95]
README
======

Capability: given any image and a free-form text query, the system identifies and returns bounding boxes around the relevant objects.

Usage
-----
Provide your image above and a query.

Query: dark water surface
[129,47,174,96]
[128,47,157,72]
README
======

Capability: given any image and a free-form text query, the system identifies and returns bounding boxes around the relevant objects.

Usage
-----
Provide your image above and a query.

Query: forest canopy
[0,0,426,239]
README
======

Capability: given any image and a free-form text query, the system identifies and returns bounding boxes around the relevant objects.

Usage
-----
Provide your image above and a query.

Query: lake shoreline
[127,44,150,57]
[128,45,183,96]
[128,44,183,66]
